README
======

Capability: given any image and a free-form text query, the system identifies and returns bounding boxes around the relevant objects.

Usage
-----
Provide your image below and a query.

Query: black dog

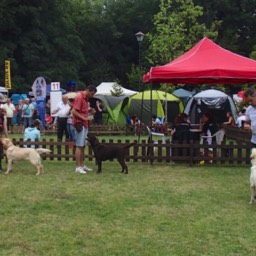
[87,134,135,174]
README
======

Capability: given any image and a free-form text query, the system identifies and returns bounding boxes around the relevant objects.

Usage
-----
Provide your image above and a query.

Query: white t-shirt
[246,105,256,143]
[236,115,246,128]
[56,102,70,118]
[2,103,15,117]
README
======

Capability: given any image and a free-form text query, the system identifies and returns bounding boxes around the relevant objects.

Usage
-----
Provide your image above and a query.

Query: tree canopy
[0,0,255,94]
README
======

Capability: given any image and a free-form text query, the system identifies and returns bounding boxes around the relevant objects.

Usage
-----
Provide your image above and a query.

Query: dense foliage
[0,0,255,93]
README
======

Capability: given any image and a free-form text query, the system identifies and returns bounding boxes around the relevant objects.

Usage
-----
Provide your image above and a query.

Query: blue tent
[172,88,195,105]
[10,93,28,105]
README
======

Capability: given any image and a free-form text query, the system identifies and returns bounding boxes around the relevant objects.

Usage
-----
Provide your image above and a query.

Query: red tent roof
[143,37,256,84]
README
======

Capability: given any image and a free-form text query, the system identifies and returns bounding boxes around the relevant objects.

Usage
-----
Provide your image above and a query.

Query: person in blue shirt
[22,98,35,131]
[151,114,164,132]
[23,119,41,148]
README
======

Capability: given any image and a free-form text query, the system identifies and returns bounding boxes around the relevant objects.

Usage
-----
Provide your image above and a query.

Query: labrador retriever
[0,142,3,173]
[87,134,135,174]
[1,138,51,175]
[250,148,256,204]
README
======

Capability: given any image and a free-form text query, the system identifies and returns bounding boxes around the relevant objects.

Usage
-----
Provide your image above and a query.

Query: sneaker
[75,167,86,174]
[83,165,93,172]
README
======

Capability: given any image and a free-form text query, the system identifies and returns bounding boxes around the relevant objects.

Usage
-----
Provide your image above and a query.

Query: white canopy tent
[0,86,8,93]
[96,82,137,96]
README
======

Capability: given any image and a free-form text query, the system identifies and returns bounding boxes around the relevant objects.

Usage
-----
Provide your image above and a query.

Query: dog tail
[36,148,52,154]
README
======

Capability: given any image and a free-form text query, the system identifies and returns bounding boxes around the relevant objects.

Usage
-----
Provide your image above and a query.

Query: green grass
[0,159,255,256]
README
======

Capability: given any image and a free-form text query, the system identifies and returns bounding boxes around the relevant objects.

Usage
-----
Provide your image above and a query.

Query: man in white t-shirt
[52,95,71,141]
[2,98,16,133]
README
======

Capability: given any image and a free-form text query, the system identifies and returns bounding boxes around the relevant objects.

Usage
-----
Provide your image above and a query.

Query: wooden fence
[12,134,252,166]
[222,124,251,143]
[13,124,148,136]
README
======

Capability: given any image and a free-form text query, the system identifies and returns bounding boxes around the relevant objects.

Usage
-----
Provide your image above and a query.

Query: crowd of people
[1,85,256,172]
[0,85,101,174]
[0,96,39,134]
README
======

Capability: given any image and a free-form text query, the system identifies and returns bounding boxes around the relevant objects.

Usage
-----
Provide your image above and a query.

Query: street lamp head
[135,31,144,42]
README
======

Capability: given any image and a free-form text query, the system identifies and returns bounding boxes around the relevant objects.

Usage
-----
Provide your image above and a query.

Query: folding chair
[146,126,166,155]
[200,129,225,146]
[200,129,225,161]
[146,126,166,143]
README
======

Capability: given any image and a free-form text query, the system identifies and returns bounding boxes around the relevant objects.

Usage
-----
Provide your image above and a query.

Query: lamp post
[135,31,144,92]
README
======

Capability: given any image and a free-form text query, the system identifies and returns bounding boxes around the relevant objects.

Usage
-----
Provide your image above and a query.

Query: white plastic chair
[200,129,225,145]
[200,129,225,160]
[146,126,166,143]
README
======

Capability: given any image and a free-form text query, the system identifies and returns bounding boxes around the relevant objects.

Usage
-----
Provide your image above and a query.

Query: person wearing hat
[23,119,41,148]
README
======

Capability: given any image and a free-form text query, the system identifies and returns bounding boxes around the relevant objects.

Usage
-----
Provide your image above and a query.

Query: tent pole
[138,87,145,143]
[165,84,168,124]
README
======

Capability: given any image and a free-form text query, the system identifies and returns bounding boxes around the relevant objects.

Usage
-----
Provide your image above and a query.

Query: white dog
[1,138,51,175]
[249,148,256,204]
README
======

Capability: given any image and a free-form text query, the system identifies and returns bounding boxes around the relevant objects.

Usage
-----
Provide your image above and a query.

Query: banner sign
[36,99,46,128]
[32,76,47,128]
[51,82,60,91]
[32,76,47,99]
[5,60,11,89]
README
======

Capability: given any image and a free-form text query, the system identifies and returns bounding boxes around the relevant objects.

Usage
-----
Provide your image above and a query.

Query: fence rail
[12,137,251,166]
[222,124,251,143]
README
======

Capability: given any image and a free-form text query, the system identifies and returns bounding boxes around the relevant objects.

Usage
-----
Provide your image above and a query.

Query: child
[23,119,41,148]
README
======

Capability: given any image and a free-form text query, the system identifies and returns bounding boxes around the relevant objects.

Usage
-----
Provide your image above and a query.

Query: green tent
[90,95,130,125]
[128,90,184,125]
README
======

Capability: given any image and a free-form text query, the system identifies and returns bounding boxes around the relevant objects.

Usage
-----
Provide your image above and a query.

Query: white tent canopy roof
[190,89,228,98]
[184,89,238,124]
[0,86,8,93]
[96,82,137,96]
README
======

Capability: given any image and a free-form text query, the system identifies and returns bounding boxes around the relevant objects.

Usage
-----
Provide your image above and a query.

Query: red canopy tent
[143,37,256,84]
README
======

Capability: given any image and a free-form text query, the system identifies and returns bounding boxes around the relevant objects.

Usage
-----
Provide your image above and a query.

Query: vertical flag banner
[5,60,11,89]
[32,76,47,99]
[32,76,47,128]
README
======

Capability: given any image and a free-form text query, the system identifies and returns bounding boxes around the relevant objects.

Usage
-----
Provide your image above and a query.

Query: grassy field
[0,158,255,256]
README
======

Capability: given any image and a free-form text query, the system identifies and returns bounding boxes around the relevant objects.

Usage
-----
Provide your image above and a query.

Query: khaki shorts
[75,126,88,147]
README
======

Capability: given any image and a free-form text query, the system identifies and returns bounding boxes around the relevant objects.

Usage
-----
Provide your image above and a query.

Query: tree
[146,0,218,66]
[78,0,159,87]
[0,0,84,93]
[126,64,148,92]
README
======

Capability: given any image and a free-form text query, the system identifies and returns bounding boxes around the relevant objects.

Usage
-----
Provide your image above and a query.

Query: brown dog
[1,138,51,175]
[87,134,135,174]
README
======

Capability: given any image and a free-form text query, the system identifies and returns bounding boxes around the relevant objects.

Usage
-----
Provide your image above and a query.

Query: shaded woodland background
[0,0,255,94]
